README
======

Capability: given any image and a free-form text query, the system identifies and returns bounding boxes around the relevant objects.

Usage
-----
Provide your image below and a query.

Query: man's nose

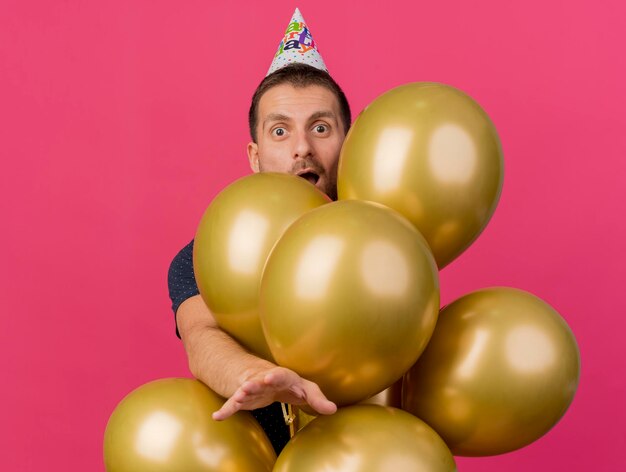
[292,130,313,159]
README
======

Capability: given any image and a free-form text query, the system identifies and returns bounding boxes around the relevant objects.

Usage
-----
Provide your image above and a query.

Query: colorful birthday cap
[267,8,327,76]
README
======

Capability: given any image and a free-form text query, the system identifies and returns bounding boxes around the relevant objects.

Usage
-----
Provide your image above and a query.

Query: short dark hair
[248,63,351,143]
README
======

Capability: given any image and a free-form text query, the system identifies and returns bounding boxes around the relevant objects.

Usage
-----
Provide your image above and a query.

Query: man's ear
[247,141,260,173]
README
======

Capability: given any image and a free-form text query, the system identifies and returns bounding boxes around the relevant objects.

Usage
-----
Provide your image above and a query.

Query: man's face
[247,84,346,201]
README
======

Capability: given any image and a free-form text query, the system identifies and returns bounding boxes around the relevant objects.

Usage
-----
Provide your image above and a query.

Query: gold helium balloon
[194,173,329,360]
[295,381,403,433]
[402,287,581,456]
[360,380,403,408]
[103,378,276,471]
[260,200,439,406]
[274,405,457,472]
[338,82,504,268]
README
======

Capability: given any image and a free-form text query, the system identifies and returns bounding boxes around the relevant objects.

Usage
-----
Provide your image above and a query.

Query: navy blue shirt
[167,240,290,454]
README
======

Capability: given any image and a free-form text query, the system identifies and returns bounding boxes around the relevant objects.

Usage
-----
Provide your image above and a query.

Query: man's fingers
[263,369,292,388]
[310,397,337,415]
[215,368,336,420]
[264,369,333,409]
[241,380,264,395]
[287,384,306,399]
[265,371,307,402]
[214,380,274,420]
[212,397,243,421]
[301,380,337,415]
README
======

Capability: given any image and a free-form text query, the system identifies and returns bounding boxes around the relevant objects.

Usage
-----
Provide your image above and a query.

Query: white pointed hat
[267,8,328,76]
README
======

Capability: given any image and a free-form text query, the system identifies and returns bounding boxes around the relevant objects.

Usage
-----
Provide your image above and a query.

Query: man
[168,9,352,454]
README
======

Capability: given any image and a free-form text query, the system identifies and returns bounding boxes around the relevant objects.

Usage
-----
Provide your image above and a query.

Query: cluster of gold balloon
[104,83,580,471]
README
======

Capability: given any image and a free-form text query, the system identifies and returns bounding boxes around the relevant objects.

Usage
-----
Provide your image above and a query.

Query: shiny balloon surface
[338,82,503,268]
[275,405,456,472]
[103,378,276,471]
[402,287,580,456]
[194,173,329,360]
[260,200,439,405]
[360,380,403,408]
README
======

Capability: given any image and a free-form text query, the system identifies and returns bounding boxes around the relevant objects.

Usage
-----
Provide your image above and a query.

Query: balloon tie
[281,402,296,437]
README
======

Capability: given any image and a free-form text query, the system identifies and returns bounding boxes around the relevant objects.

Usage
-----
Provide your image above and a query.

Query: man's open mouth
[297,171,320,186]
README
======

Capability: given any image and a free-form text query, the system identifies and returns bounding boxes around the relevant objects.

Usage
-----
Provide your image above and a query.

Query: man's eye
[315,124,328,133]
[272,128,286,137]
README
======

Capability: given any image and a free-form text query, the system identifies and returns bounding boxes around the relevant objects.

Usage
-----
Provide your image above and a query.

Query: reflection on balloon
[103,378,276,471]
[274,405,456,472]
[194,173,329,360]
[428,124,477,184]
[338,82,504,268]
[260,200,439,406]
[402,287,580,456]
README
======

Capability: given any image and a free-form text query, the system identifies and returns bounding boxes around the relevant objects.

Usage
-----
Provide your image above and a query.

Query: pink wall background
[1,0,624,470]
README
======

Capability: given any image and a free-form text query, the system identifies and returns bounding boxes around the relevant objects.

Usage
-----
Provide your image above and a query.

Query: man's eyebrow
[263,113,292,129]
[308,111,337,122]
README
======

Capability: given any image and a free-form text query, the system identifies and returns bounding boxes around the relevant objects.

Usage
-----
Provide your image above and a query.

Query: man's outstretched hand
[176,296,336,421]
[212,366,337,420]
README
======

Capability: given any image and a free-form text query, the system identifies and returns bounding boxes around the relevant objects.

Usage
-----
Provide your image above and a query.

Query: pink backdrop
[1,0,624,470]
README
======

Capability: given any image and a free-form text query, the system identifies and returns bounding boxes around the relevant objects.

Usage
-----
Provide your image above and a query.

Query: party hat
[267,8,327,76]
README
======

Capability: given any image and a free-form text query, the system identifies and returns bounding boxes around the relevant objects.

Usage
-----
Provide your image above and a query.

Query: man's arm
[177,294,337,420]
